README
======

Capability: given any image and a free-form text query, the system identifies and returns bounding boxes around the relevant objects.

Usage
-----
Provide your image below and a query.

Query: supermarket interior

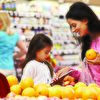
[0,0,100,99]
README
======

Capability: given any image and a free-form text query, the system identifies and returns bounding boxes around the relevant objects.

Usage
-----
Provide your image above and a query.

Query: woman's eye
[45,51,49,54]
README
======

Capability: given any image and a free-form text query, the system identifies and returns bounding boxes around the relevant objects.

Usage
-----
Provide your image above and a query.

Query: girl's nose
[71,27,76,33]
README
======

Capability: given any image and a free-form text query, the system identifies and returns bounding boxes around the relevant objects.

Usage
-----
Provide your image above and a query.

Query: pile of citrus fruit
[5,75,100,100]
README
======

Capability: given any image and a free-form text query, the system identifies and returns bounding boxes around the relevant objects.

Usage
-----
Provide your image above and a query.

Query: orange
[96,87,100,95]
[48,86,62,98]
[98,95,100,100]
[61,86,74,99]
[34,83,50,97]
[6,75,18,87]
[65,85,74,90]
[82,87,97,99]
[20,77,34,89]
[74,82,87,90]
[63,75,74,82]
[63,81,70,86]
[22,87,35,97]
[74,99,83,100]
[34,83,50,90]
[34,83,50,89]
[7,92,16,98]
[86,49,97,60]
[10,84,22,95]
[88,83,99,88]
[75,86,86,98]
[14,95,23,99]
[53,85,62,88]
[88,84,100,97]
[36,85,49,96]
[37,96,48,100]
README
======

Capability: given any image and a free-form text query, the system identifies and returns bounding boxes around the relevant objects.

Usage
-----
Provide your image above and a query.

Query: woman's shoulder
[91,36,100,51]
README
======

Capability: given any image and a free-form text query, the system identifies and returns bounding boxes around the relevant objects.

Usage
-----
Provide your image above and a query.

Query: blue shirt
[0,31,19,70]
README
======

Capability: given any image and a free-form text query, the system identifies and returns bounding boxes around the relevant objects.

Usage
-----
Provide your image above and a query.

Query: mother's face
[67,18,89,37]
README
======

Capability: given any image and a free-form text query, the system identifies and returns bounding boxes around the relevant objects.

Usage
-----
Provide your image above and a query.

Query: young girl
[21,34,54,85]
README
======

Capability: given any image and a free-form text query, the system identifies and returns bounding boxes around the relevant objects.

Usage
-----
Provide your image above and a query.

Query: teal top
[0,31,19,70]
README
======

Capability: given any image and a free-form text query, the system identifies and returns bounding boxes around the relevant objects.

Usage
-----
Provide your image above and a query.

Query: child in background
[21,34,54,85]
[0,12,27,76]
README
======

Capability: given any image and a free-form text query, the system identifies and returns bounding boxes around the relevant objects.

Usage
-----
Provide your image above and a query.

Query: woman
[0,12,27,76]
[56,2,100,86]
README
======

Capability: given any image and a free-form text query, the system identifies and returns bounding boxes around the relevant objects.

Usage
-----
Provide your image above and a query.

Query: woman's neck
[90,33,100,40]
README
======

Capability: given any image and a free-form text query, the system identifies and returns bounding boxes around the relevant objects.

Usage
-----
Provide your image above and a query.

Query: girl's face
[36,46,52,62]
[67,18,89,37]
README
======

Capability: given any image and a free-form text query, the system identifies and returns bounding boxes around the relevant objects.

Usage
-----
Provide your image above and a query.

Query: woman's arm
[88,37,100,65]
[87,53,100,65]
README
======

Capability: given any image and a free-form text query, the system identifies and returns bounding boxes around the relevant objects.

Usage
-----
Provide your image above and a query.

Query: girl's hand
[56,66,70,77]
[51,67,71,86]
[86,53,100,65]
[52,75,59,82]
[63,75,75,86]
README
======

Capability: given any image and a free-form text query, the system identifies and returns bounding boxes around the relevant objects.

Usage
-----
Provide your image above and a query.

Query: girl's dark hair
[22,34,53,77]
[66,2,100,60]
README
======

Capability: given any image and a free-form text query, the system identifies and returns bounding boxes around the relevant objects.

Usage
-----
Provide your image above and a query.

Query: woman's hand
[62,75,75,86]
[86,53,100,65]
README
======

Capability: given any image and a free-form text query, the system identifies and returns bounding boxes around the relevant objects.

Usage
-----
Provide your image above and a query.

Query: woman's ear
[82,19,88,24]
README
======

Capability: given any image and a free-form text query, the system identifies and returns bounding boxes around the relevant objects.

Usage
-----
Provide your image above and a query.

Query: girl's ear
[82,19,88,24]
[0,21,3,29]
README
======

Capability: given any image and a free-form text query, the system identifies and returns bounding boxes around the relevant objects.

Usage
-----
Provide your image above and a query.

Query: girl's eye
[71,23,76,28]
[70,24,76,29]
[72,25,76,28]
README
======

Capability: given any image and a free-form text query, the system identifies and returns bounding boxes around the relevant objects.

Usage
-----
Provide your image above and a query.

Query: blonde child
[0,12,26,76]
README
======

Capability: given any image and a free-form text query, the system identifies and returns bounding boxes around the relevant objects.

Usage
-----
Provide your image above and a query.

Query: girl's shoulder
[25,60,42,67]
[23,60,37,70]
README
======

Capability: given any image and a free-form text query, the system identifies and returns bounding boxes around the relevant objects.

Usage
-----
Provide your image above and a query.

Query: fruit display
[0,75,99,100]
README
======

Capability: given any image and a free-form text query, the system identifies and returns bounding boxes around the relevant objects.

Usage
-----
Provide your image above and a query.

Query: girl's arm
[21,62,36,80]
